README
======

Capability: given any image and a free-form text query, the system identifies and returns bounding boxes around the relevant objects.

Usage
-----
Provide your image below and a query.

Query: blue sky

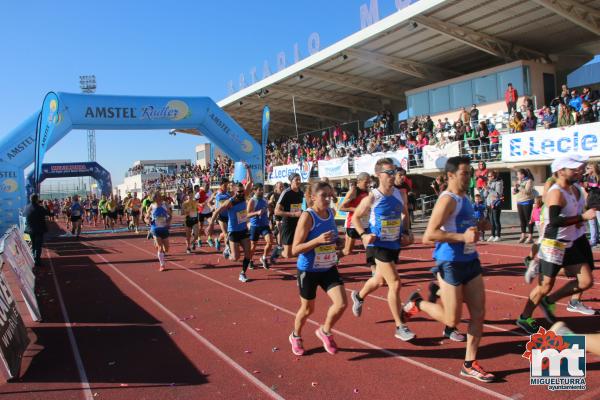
[0,0,403,185]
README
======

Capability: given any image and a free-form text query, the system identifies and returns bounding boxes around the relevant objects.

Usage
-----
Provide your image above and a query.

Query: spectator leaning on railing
[541,106,557,129]
[523,109,537,132]
[557,102,575,127]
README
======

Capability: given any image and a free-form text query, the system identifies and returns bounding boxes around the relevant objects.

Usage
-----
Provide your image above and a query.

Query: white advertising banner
[318,157,349,178]
[267,161,314,184]
[353,149,409,174]
[423,141,461,170]
[502,122,600,162]
[0,227,41,321]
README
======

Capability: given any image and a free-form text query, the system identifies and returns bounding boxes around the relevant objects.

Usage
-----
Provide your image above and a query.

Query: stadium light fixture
[79,75,97,93]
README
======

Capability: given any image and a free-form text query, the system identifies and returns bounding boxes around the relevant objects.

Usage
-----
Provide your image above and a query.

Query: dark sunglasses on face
[379,169,396,176]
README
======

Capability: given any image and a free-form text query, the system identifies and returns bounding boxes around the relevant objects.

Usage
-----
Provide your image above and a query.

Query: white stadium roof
[217,0,600,139]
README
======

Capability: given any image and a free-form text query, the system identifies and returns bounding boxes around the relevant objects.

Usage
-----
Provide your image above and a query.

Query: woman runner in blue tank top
[146,192,171,272]
[247,184,274,270]
[402,156,496,383]
[288,181,346,357]
[208,164,254,282]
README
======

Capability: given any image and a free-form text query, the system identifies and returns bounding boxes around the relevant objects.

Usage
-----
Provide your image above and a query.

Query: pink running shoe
[315,328,338,355]
[289,333,305,356]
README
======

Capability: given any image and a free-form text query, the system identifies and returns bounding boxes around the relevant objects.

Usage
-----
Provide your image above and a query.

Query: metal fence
[414,194,438,221]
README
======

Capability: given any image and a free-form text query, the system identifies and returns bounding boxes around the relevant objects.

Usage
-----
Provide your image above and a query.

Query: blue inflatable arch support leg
[0,92,264,233]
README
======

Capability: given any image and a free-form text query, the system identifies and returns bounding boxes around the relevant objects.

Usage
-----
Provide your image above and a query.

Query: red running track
[1,219,599,400]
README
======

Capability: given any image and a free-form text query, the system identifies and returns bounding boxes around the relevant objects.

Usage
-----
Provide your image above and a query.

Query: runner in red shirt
[339,172,371,257]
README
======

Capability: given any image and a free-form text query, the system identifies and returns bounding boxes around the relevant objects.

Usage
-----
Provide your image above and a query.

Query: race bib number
[464,242,477,255]
[290,204,302,214]
[539,238,567,265]
[155,216,168,228]
[188,210,196,218]
[237,210,248,224]
[72,209,81,217]
[380,218,401,241]
[314,245,337,269]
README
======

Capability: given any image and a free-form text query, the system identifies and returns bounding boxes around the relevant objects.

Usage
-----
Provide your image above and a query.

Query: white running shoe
[566,301,596,316]
[351,290,363,317]
[549,321,574,336]
[524,258,540,284]
[492,236,501,242]
[394,325,415,341]
[486,236,495,242]
[239,272,249,283]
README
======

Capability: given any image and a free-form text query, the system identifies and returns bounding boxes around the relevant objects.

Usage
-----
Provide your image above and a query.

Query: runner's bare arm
[274,202,296,218]
[246,198,260,218]
[547,189,596,226]
[400,189,409,232]
[291,211,333,256]
[351,193,373,237]
[243,164,253,197]
[422,195,466,244]
[208,200,231,230]
[339,185,357,212]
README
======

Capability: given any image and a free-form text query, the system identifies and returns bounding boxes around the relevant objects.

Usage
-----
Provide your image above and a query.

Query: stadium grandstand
[163,0,600,219]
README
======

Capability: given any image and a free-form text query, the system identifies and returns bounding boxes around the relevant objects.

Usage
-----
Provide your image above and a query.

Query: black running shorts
[366,246,400,264]
[185,217,198,228]
[228,229,249,243]
[345,228,361,240]
[297,267,343,300]
[281,220,298,246]
[540,235,593,278]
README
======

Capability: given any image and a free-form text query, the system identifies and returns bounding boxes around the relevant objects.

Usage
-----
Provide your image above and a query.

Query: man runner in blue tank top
[208,164,253,282]
[349,158,415,341]
[403,156,495,382]
[247,183,274,270]
[209,178,232,255]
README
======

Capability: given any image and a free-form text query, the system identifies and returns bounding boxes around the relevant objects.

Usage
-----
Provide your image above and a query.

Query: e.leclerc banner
[0,227,41,322]
[0,259,29,379]
[502,122,600,162]
[34,92,60,188]
[267,161,314,184]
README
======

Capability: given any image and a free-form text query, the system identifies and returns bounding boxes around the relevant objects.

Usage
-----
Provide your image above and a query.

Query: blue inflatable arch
[0,92,263,233]
[25,162,113,199]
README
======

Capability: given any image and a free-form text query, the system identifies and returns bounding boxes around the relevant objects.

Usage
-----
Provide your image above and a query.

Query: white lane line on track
[119,239,512,400]
[88,249,285,400]
[46,250,95,400]
[395,245,600,290]
[330,258,572,309]
[271,267,528,338]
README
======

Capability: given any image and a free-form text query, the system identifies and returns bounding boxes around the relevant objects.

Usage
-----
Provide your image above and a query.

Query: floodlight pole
[79,75,97,193]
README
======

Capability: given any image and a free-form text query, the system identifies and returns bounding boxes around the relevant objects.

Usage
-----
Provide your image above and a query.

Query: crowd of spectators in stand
[141,155,234,192]
[135,82,599,202]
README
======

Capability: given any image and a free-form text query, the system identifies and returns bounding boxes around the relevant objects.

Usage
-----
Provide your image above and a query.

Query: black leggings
[489,207,502,237]
[517,202,534,234]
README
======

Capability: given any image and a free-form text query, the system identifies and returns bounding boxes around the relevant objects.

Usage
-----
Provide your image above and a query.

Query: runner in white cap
[516,155,596,334]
